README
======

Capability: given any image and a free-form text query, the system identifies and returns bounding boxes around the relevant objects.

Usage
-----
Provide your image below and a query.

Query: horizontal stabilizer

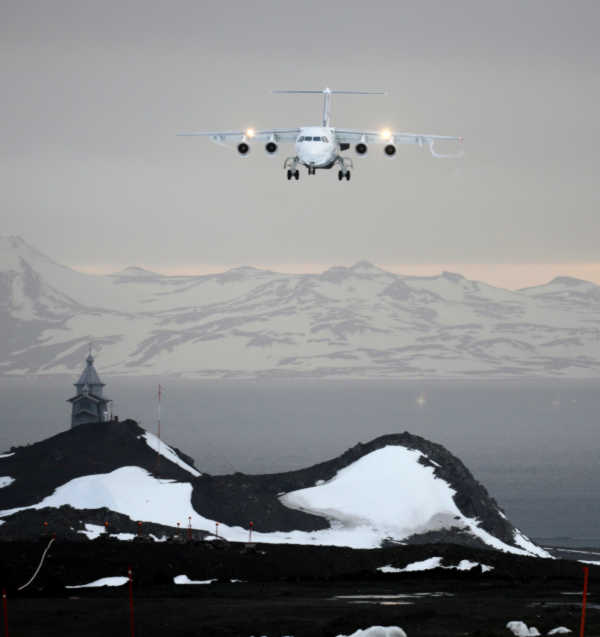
[273,88,387,126]
[272,89,387,95]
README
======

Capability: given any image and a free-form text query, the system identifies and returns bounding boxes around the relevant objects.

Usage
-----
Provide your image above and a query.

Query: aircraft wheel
[346,171,351,181]
[338,171,343,181]
[294,170,300,180]
[286,170,292,180]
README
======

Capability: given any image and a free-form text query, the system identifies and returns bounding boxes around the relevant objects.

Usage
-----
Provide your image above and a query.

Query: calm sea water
[1,377,598,547]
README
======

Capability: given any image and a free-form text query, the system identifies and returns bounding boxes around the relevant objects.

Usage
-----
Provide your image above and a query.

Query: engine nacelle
[355,142,368,156]
[384,143,397,158]
[237,142,250,156]
[265,141,278,155]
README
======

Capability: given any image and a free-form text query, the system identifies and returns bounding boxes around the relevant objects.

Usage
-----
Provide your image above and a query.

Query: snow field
[280,446,548,556]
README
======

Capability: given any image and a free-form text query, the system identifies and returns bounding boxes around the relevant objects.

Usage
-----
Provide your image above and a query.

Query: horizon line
[70,261,600,290]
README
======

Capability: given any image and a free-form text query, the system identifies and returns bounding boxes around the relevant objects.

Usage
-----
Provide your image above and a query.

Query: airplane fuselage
[295,126,338,169]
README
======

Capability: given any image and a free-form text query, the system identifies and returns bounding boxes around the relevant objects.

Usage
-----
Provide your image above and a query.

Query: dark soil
[0,539,596,636]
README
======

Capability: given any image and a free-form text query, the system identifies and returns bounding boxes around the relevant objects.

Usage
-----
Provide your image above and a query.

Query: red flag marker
[580,565,589,637]
[248,521,254,543]
[2,589,8,637]
[128,567,135,637]
[215,522,219,538]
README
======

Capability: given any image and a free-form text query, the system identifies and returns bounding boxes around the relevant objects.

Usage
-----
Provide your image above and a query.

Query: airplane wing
[334,129,463,158]
[177,128,300,145]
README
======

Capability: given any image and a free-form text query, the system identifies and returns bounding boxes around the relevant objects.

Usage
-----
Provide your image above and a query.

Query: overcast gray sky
[2,0,599,288]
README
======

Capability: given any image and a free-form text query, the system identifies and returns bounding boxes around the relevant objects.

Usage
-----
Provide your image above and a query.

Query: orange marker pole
[187,516,192,541]
[580,566,589,637]
[128,567,135,637]
[137,521,142,537]
[2,589,8,637]
[215,522,219,538]
[249,521,253,543]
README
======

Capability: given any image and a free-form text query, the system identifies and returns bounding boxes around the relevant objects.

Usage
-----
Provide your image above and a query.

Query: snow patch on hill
[280,447,549,557]
[140,432,201,477]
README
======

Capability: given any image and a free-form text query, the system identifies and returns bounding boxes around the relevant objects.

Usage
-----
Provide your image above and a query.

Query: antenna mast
[155,383,163,474]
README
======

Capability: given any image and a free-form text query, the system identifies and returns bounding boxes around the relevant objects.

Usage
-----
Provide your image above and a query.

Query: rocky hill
[0,419,548,556]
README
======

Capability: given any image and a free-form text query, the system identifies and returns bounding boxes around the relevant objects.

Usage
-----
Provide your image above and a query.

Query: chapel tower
[67,348,112,428]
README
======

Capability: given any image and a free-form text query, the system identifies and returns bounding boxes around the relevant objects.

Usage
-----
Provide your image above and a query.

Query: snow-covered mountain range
[2,235,600,378]
[0,420,548,556]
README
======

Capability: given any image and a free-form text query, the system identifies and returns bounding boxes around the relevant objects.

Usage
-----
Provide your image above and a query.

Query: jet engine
[237,142,250,156]
[384,143,397,158]
[265,141,278,154]
[355,142,368,156]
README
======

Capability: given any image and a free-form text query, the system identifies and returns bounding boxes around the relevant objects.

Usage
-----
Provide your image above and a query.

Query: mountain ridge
[2,235,600,378]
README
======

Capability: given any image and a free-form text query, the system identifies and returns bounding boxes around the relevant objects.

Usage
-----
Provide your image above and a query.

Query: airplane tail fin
[272,88,386,126]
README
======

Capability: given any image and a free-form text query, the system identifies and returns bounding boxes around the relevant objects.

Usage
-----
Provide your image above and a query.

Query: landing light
[380,128,392,140]
[246,128,256,138]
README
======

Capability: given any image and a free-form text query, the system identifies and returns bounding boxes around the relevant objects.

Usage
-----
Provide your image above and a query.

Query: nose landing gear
[338,170,351,181]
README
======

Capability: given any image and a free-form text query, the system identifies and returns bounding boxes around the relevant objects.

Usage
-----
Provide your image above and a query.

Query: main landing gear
[284,157,300,181]
[335,156,353,182]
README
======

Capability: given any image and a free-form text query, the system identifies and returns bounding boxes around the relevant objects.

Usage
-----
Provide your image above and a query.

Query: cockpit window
[313,136,321,141]
[322,136,329,143]
[305,136,312,141]
[298,136,304,142]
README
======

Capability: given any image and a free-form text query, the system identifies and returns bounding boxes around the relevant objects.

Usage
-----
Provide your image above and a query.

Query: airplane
[177,88,463,181]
